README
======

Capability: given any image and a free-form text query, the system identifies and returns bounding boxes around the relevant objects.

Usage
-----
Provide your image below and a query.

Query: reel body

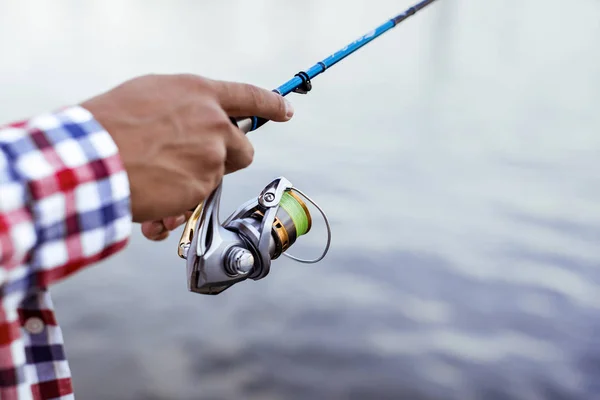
[178,177,331,295]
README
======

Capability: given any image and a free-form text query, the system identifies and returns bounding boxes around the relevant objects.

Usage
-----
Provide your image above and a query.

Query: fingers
[204,106,255,175]
[209,80,294,122]
[141,212,191,241]
[163,215,187,231]
[224,126,254,174]
[141,220,169,241]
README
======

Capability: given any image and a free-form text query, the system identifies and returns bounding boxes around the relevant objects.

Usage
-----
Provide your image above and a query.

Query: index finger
[209,80,294,122]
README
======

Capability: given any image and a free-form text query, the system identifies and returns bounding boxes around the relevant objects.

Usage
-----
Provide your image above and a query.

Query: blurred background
[2,0,600,399]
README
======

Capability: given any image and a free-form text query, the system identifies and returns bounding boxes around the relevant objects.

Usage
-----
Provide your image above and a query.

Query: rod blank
[238,0,439,133]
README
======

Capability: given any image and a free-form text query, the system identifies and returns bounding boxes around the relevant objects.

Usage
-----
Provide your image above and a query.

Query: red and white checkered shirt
[0,106,132,399]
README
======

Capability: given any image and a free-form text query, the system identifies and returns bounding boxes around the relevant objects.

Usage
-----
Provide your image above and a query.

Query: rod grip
[230,116,269,134]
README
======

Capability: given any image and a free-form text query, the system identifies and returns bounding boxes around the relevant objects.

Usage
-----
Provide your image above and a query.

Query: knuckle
[246,84,266,108]
[213,115,234,132]
[205,166,224,193]
[195,101,230,130]
[181,73,207,86]
[176,74,214,95]
[239,142,254,168]
[204,141,227,168]
[136,73,157,81]
[186,101,228,132]
[191,182,210,203]
[191,170,223,202]
[226,135,254,171]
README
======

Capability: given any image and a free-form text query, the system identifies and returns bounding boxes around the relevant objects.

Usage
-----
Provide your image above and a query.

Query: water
[1,0,600,398]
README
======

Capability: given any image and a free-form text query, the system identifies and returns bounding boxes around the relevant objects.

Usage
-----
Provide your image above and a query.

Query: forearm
[0,105,132,290]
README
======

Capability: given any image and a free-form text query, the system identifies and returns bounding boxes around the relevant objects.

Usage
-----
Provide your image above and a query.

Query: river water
[1,0,600,399]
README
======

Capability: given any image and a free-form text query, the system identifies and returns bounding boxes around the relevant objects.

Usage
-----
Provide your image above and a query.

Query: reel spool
[177,177,331,295]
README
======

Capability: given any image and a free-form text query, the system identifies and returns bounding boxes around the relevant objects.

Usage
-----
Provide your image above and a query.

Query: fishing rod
[178,0,439,295]
[235,0,439,133]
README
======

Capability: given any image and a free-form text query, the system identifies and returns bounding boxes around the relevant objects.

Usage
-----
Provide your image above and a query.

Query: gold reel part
[177,202,204,259]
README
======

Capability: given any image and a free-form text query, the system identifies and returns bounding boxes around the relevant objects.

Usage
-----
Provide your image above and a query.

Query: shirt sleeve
[0,105,132,293]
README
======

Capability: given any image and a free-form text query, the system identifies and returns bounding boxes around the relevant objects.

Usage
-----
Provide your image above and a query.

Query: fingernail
[284,99,294,119]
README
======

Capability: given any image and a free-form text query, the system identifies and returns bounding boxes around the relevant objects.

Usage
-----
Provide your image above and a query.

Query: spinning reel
[177,177,332,295]
[174,0,439,295]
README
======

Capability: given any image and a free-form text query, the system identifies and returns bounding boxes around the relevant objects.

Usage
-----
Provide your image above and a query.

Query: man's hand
[80,74,294,240]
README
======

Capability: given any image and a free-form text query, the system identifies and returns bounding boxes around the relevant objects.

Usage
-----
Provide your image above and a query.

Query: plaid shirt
[0,106,132,399]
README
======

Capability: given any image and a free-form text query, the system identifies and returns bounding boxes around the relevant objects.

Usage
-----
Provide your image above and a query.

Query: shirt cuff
[2,105,133,286]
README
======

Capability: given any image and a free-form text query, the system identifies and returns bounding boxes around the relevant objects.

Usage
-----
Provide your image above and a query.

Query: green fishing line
[279,192,309,237]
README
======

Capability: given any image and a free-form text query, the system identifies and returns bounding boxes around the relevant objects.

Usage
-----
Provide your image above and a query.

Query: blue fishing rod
[178,0,440,295]
[233,0,439,133]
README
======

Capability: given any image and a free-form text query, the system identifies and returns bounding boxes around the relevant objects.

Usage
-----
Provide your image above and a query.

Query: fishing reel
[174,0,437,294]
[177,177,332,295]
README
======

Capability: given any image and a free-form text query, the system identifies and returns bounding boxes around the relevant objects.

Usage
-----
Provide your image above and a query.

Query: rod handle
[230,116,269,134]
